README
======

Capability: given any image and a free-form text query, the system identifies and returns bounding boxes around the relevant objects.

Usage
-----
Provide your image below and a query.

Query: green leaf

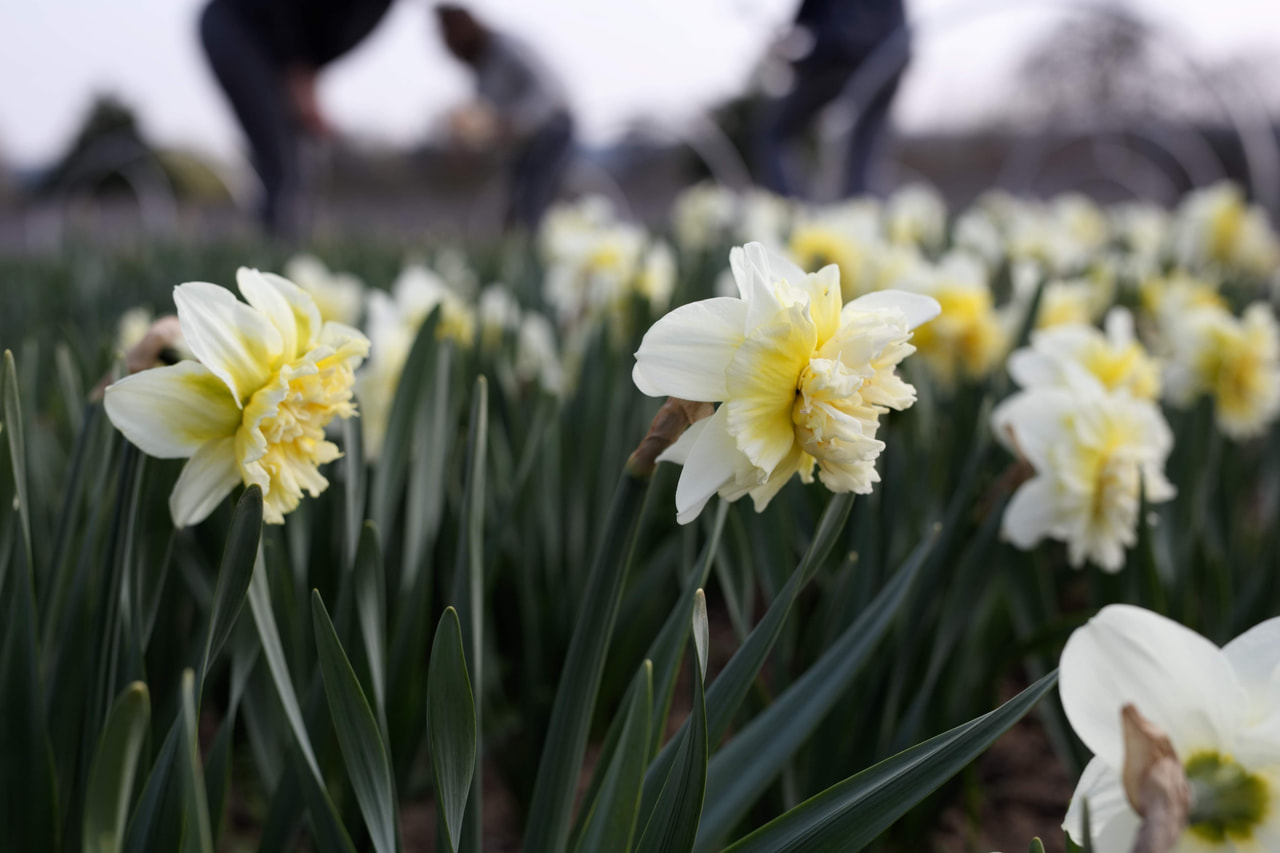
[354,521,387,723]
[3,350,33,581]
[634,593,709,853]
[572,661,652,853]
[198,486,263,691]
[427,607,477,853]
[369,308,441,539]
[697,531,935,850]
[202,712,235,849]
[641,494,853,824]
[0,350,59,853]
[1029,838,1047,853]
[246,549,355,853]
[523,468,651,853]
[646,502,728,754]
[448,375,489,853]
[311,591,399,853]
[179,670,214,853]
[83,682,150,853]
[720,671,1059,853]
[341,411,365,570]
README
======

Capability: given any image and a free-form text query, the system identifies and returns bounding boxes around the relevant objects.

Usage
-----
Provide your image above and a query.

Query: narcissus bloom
[993,376,1174,571]
[1008,308,1161,401]
[104,269,370,526]
[1061,605,1280,850]
[284,254,365,327]
[634,242,939,523]
[1164,303,1280,440]
[896,252,1009,386]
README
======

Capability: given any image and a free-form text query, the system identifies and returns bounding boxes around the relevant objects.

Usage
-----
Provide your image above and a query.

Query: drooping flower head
[104,269,370,526]
[1061,605,1280,850]
[633,242,939,523]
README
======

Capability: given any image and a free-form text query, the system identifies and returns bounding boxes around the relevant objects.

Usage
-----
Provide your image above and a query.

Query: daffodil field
[4,180,1280,852]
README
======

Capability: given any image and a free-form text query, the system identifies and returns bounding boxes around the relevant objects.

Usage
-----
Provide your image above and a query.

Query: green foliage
[8,228,1273,853]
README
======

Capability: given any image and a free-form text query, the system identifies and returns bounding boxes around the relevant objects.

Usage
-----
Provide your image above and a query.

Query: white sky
[1,0,1277,169]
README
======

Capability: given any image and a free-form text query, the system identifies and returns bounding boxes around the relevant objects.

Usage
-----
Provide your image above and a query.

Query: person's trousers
[199,0,301,236]
[507,111,574,231]
[756,55,905,199]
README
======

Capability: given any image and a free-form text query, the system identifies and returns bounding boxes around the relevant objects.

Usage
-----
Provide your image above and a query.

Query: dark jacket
[216,0,394,67]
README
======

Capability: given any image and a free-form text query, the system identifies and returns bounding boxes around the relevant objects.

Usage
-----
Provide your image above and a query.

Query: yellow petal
[175,281,283,405]
[724,306,814,474]
[104,361,241,458]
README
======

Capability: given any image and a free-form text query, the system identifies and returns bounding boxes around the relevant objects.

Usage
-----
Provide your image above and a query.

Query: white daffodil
[992,378,1174,571]
[1163,302,1280,440]
[104,269,369,527]
[1061,604,1280,850]
[283,254,365,327]
[515,312,564,397]
[737,189,790,248]
[356,263,475,460]
[1171,182,1278,280]
[885,183,946,253]
[478,284,522,351]
[672,182,738,253]
[634,242,939,523]
[788,201,882,301]
[893,251,1009,386]
[1008,308,1161,401]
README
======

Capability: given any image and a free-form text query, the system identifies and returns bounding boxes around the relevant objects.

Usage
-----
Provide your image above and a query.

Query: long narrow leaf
[311,591,399,853]
[83,682,150,853]
[427,607,477,853]
[721,671,1059,852]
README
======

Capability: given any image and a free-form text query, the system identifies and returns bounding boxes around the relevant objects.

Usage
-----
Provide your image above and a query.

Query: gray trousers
[199,0,301,235]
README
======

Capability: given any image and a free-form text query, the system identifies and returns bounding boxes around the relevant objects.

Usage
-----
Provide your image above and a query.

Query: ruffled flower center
[237,349,360,523]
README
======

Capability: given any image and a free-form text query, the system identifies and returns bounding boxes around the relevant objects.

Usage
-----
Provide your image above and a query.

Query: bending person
[435,4,574,231]
[200,0,394,235]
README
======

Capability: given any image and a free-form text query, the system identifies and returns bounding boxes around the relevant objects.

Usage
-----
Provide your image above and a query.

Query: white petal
[1001,476,1057,549]
[103,361,241,458]
[1062,757,1138,851]
[731,243,785,332]
[673,406,754,524]
[1223,616,1280,744]
[237,267,322,358]
[990,389,1072,471]
[1104,307,1135,346]
[633,297,746,401]
[175,281,282,405]
[1007,349,1064,390]
[845,290,941,330]
[761,245,808,285]
[169,436,241,528]
[656,416,710,466]
[1059,604,1244,769]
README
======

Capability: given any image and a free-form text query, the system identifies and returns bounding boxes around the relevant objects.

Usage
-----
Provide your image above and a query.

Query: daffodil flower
[633,242,939,524]
[1008,308,1161,401]
[1061,605,1280,850]
[104,269,370,527]
[993,378,1174,572]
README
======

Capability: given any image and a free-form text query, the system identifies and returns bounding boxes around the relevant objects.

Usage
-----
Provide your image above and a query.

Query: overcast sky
[1,0,1277,169]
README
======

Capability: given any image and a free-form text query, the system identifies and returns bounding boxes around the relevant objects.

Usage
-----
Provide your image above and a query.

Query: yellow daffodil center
[912,285,1005,383]
[1185,751,1269,843]
[790,228,863,300]
[1082,341,1159,400]
[1200,323,1270,424]
[237,351,360,524]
